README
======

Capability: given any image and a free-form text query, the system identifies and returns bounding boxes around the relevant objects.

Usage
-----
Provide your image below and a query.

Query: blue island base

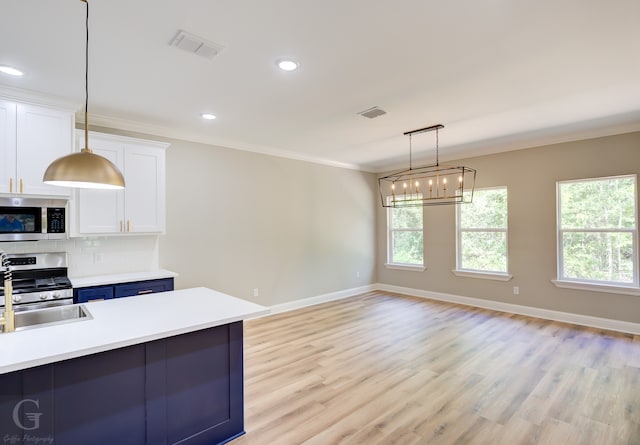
[0,322,244,445]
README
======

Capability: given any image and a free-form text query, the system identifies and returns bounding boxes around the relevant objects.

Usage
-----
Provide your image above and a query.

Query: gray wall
[377,131,640,323]
[158,138,378,306]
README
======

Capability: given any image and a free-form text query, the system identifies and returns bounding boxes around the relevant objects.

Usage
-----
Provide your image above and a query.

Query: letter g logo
[12,399,43,431]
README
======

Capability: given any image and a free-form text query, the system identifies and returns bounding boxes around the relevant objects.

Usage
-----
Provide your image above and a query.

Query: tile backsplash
[0,236,159,278]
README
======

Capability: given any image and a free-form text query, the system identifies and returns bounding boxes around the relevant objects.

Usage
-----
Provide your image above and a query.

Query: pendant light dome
[43,0,125,190]
[43,149,125,189]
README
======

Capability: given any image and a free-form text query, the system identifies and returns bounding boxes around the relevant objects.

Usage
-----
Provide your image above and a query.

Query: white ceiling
[1,0,639,172]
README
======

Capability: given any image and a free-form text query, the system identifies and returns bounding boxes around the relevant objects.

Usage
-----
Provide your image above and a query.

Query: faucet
[0,251,15,333]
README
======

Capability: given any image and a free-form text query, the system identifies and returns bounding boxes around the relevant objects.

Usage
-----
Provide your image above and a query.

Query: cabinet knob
[9,177,12,193]
[127,220,131,232]
[19,178,23,193]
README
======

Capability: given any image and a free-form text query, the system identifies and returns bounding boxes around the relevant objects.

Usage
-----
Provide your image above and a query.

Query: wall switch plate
[513,286,519,295]
[253,288,259,297]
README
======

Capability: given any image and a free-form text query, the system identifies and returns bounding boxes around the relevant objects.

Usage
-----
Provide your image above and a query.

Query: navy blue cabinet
[74,277,174,304]
[74,285,115,303]
[115,278,174,298]
[0,322,244,445]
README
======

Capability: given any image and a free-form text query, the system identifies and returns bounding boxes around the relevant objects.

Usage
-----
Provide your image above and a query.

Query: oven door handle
[8,299,74,313]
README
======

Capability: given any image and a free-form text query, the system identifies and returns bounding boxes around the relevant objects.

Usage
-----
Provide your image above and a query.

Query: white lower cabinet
[72,131,169,236]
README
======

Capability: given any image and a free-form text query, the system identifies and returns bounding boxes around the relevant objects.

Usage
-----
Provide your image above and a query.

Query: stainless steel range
[0,252,73,312]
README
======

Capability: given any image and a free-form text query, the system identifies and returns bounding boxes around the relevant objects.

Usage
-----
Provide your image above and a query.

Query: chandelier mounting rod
[403,124,444,168]
[402,124,444,136]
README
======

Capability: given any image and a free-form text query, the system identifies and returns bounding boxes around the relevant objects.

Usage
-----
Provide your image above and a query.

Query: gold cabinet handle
[9,178,12,193]
[19,178,23,193]
[137,289,153,295]
[120,220,123,232]
[127,220,131,232]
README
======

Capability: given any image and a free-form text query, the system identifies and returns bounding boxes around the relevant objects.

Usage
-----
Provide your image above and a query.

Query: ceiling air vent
[169,30,225,60]
[357,106,387,119]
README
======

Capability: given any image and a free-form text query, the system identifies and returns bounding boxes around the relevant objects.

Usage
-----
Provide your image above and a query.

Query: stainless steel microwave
[0,197,67,241]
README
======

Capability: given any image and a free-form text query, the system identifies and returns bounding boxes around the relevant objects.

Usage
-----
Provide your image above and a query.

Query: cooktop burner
[10,276,72,294]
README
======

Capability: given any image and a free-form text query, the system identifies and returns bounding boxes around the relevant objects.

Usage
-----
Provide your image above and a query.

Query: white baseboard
[256,282,640,335]
[265,284,376,316]
[376,283,640,335]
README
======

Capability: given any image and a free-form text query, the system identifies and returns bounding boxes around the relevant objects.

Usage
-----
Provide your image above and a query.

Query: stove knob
[40,293,48,300]
[53,293,61,299]
[12,295,21,303]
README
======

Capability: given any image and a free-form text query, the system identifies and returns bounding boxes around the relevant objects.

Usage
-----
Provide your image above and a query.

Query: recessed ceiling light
[276,58,299,71]
[0,65,24,77]
[201,113,216,120]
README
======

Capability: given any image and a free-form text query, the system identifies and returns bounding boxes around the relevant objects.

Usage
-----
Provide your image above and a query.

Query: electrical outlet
[513,286,519,295]
[94,252,104,264]
[356,271,360,278]
[253,288,259,297]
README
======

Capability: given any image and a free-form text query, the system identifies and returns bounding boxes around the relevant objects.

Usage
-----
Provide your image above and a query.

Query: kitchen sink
[1,304,93,332]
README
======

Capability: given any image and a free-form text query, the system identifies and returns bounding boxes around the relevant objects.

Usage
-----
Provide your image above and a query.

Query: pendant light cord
[435,127,439,167]
[83,0,90,151]
[409,133,413,170]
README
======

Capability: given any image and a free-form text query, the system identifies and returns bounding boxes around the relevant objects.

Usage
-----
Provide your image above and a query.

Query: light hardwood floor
[231,291,640,445]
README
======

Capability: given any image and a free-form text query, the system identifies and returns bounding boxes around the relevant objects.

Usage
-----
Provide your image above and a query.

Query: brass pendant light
[43,0,125,190]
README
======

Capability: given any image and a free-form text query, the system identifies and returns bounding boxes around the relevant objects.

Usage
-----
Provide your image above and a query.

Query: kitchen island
[0,287,268,445]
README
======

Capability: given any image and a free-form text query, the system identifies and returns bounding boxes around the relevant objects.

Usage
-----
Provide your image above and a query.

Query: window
[386,197,424,268]
[557,175,638,289]
[455,187,509,278]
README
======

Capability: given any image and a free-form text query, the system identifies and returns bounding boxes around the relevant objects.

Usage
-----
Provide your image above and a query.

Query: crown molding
[80,113,367,172]
[0,85,80,111]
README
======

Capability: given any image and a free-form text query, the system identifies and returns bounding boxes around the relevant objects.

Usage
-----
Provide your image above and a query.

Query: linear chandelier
[379,124,476,208]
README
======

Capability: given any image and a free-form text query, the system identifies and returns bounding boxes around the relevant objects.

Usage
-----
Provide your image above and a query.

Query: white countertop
[70,269,179,288]
[0,287,269,374]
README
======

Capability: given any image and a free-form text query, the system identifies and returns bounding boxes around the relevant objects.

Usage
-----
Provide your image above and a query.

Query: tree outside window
[387,197,423,266]
[557,175,638,286]
[456,187,508,274]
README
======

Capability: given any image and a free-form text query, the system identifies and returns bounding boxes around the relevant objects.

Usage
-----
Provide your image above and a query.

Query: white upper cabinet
[72,131,168,236]
[0,99,17,194]
[74,135,125,234]
[0,99,74,196]
[123,145,165,233]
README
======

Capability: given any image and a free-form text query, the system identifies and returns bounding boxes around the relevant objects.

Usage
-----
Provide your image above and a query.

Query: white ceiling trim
[0,85,79,112]
[81,113,366,172]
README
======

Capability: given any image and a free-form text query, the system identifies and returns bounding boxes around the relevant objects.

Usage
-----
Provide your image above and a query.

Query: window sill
[452,270,513,281]
[385,263,426,272]
[552,279,640,296]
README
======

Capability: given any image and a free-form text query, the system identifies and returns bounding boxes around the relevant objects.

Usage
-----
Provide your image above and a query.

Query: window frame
[385,196,425,271]
[555,174,639,292]
[454,186,512,281]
